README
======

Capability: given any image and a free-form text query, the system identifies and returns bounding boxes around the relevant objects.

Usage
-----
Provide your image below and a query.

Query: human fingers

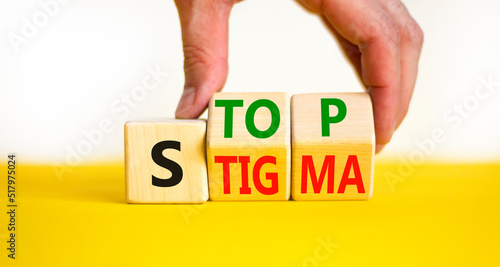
[174,0,238,119]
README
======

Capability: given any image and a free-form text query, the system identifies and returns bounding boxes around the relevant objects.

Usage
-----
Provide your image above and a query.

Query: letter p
[321,98,347,137]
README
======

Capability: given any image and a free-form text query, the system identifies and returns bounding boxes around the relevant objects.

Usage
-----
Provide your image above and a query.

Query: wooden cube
[207,92,290,201]
[291,93,375,200]
[125,120,208,203]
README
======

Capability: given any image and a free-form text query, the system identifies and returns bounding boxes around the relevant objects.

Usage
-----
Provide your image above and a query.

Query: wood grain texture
[207,92,290,201]
[291,93,375,200]
[125,120,208,203]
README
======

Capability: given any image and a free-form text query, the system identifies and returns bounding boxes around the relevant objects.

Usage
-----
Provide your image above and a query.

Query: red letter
[301,155,335,194]
[214,156,237,194]
[337,155,365,193]
[253,156,278,195]
[239,156,251,194]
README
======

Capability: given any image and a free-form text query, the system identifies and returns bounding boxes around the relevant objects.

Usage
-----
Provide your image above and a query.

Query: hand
[174,0,423,153]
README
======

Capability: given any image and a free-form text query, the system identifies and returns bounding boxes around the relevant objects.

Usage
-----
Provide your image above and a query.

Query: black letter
[151,141,183,187]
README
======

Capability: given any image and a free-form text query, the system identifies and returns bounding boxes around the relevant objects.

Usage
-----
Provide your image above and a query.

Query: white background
[0,0,499,166]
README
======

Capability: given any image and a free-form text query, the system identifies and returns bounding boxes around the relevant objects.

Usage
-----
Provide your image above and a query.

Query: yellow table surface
[1,161,499,266]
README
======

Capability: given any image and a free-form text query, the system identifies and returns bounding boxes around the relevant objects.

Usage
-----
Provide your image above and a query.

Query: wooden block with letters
[291,93,375,200]
[125,120,209,203]
[207,92,291,201]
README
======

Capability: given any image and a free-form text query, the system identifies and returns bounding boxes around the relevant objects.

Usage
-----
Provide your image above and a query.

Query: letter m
[301,155,335,194]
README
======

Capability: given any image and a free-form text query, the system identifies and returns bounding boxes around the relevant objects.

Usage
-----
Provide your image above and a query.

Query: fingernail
[375,144,385,154]
[175,87,196,118]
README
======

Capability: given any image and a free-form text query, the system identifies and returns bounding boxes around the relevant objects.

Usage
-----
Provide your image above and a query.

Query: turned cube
[207,92,290,201]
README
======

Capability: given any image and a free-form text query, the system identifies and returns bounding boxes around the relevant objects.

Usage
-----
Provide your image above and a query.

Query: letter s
[151,141,183,187]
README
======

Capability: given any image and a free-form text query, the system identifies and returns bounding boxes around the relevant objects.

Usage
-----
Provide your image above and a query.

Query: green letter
[215,99,244,138]
[321,98,347,137]
[245,99,280,139]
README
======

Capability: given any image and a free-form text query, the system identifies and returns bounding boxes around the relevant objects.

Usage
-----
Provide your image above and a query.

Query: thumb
[174,0,235,119]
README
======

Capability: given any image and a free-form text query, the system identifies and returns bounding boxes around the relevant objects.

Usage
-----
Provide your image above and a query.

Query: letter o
[302,257,318,267]
[463,95,479,112]
[131,86,147,102]
[33,12,49,28]
[245,99,280,139]
[76,140,93,156]
[409,150,425,165]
